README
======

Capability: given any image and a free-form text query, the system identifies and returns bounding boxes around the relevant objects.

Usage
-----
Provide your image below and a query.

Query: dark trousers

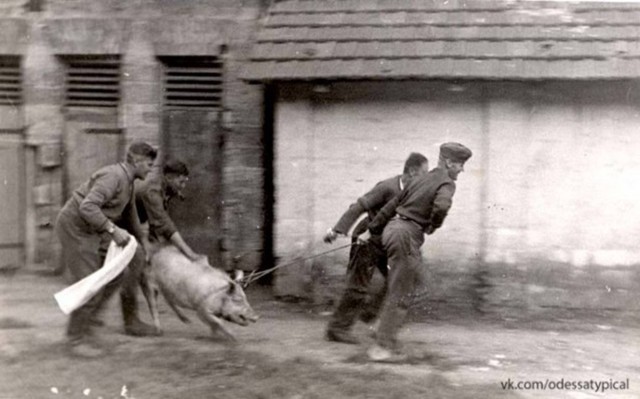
[375,218,427,349]
[55,204,142,341]
[119,246,147,325]
[328,238,388,332]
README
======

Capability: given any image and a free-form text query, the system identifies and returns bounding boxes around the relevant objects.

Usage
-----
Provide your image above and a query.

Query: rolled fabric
[54,237,138,315]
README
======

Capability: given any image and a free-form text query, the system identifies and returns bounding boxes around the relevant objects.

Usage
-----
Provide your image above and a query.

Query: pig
[141,245,258,341]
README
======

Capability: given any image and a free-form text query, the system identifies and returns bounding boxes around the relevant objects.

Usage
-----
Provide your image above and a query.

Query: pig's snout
[223,312,258,326]
[231,309,259,326]
[221,282,259,326]
[245,311,259,323]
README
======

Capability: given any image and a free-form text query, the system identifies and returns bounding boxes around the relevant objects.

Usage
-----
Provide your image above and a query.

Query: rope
[242,242,355,287]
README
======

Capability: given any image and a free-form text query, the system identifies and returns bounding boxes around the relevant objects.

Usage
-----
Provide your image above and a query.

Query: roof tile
[332,41,359,58]
[258,25,640,44]
[243,0,640,81]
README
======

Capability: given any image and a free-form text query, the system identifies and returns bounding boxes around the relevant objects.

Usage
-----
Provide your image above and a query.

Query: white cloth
[54,237,138,315]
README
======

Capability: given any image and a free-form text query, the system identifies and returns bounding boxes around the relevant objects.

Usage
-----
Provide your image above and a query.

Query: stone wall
[0,0,266,272]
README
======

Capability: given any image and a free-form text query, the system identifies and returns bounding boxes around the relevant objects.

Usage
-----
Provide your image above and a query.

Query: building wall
[273,80,640,314]
[0,0,266,272]
[483,81,640,267]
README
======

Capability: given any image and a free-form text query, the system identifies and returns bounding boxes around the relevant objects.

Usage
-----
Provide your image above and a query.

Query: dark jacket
[134,175,179,241]
[70,162,138,233]
[368,167,456,235]
[334,175,403,237]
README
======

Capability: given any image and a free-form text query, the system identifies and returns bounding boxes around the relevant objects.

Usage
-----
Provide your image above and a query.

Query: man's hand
[323,228,339,244]
[357,230,371,245]
[111,226,131,247]
[187,252,207,263]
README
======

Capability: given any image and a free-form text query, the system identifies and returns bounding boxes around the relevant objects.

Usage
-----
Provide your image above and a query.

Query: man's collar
[119,162,136,181]
[434,167,453,181]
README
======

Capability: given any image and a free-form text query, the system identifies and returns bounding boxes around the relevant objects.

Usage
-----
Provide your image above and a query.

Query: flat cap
[440,142,472,163]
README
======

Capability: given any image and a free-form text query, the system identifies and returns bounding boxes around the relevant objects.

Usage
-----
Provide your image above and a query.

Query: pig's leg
[141,275,162,331]
[151,288,162,331]
[196,305,236,342]
[160,290,192,324]
[139,272,155,320]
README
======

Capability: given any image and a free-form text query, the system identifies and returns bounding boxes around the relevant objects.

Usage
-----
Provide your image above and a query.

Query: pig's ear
[227,282,237,295]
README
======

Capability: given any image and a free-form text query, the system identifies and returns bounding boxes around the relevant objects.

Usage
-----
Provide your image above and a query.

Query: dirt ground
[1,272,639,399]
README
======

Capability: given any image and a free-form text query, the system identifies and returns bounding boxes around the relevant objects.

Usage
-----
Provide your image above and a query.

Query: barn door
[61,56,123,197]
[0,132,24,270]
[63,109,123,197]
[162,110,223,264]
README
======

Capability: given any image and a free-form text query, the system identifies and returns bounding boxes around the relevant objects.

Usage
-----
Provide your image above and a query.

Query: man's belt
[394,214,431,233]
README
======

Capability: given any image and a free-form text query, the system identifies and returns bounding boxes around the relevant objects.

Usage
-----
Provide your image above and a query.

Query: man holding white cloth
[55,141,156,357]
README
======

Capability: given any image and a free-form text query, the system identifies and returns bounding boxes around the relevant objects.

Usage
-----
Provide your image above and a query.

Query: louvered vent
[63,55,120,108]
[0,56,21,106]
[161,57,223,109]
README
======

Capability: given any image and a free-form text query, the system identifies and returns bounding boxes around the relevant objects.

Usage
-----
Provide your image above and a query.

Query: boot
[121,293,160,337]
[325,329,360,344]
[66,310,105,358]
[359,308,377,324]
[366,344,409,363]
[375,300,409,352]
[66,337,106,358]
[326,289,366,344]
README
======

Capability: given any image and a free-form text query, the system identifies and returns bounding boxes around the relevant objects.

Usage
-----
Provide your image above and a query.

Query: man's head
[402,152,429,181]
[438,142,472,181]
[163,159,189,197]
[126,141,157,179]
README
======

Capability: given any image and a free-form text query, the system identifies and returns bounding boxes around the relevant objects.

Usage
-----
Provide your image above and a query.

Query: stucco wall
[483,82,640,266]
[273,80,640,313]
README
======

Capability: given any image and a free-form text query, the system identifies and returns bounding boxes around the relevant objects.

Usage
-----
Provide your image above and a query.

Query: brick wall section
[22,17,65,269]
[121,20,161,146]
[273,81,640,314]
[222,37,266,271]
[0,0,267,272]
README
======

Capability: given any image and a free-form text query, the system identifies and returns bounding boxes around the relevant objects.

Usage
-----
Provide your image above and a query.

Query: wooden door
[63,109,123,197]
[0,132,24,270]
[162,110,223,264]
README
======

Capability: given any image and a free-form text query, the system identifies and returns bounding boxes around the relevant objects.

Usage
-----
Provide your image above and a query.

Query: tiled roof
[242,0,640,81]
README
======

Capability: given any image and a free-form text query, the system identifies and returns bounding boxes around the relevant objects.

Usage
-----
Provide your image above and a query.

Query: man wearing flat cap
[323,152,429,344]
[55,141,158,357]
[358,142,473,362]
